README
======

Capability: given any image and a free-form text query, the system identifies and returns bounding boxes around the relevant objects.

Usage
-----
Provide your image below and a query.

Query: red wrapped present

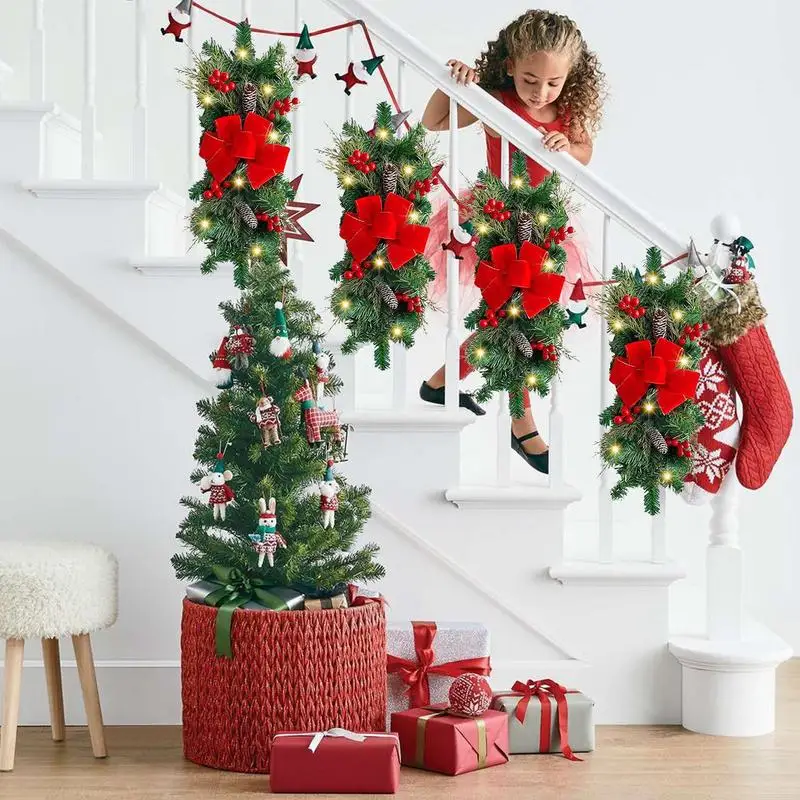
[270,728,400,794]
[391,705,508,775]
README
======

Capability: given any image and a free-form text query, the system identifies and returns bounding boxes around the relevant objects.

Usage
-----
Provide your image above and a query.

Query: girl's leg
[426,333,477,388]
[510,391,548,455]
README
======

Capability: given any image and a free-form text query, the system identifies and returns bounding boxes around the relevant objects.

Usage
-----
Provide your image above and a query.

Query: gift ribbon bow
[347,583,388,609]
[609,339,700,414]
[475,242,565,318]
[339,193,430,269]
[496,679,582,761]
[198,113,291,189]
[386,621,492,707]
[201,565,293,658]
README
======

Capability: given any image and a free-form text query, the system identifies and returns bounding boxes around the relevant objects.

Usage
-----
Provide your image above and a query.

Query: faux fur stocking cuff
[706,281,767,347]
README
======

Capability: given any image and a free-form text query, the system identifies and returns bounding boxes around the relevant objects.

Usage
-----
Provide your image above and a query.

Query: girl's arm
[421,60,499,135]
[540,127,594,165]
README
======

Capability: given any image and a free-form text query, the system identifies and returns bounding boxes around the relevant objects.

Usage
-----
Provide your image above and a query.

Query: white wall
[0,0,796,676]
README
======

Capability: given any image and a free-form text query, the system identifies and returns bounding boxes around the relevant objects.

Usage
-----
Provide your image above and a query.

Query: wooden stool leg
[41,638,66,742]
[71,634,107,758]
[0,638,25,771]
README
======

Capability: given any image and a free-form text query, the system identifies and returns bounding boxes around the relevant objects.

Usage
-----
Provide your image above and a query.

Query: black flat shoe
[419,381,486,416]
[511,430,550,474]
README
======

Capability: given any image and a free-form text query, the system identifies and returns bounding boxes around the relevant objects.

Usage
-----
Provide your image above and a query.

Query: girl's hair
[476,9,606,139]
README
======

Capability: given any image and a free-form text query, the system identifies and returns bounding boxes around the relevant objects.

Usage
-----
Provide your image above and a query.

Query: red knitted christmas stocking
[707,282,793,490]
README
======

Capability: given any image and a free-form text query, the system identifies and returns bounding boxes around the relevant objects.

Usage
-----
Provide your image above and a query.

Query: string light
[408,210,420,222]
[250,245,263,257]
[477,223,490,234]
[373,256,385,268]
[262,84,274,96]
[678,355,691,368]
[526,373,538,387]
[339,299,351,310]
[536,212,550,225]
[508,306,520,317]
[237,48,249,60]
[402,164,414,176]
[233,176,245,189]
[474,347,486,360]
[642,401,656,414]
[611,319,625,332]
[199,219,211,230]
[342,174,354,186]
[609,442,622,456]
[543,258,555,271]
[201,94,214,106]
[268,130,280,142]
[646,272,660,285]
[376,128,389,140]
[660,470,673,484]
[671,309,684,322]
[511,176,524,188]
[390,325,403,338]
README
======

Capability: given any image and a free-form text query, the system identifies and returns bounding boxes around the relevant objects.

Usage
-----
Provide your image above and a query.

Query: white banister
[651,488,667,563]
[81,0,97,179]
[706,467,742,640]
[291,1,305,294]
[30,0,46,101]
[343,27,353,122]
[495,136,511,485]
[241,0,252,20]
[321,0,683,255]
[132,0,148,180]
[598,214,614,561]
[443,95,460,412]
[391,57,407,409]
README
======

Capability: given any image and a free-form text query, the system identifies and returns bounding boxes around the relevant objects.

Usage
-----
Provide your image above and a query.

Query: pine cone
[516,211,533,245]
[381,163,399,197]
[646,426,669,455]
[375,280,399,310]
[240,82,258,115]
[509,327,533,359]
[236,200,258,229]
[651,308,669,340]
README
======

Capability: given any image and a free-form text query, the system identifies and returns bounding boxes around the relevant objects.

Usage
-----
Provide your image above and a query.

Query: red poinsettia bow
[339,193,430,269]
[198,113,290,189]
[386,621,491,708]
[475,242,565,317]
[609,339,700,414]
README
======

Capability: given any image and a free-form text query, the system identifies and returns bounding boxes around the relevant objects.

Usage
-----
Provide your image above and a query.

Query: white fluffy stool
[0,542,118,771]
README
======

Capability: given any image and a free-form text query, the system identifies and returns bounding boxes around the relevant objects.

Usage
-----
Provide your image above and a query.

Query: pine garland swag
[323,101,439,369]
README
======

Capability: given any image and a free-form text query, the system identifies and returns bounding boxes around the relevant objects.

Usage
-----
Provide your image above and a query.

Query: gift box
[490,679,594,759]
[270,729,400,793]
[304,592,348,610]
[386,621,491,722]
[391,705,508,775]
[186,580,304,611]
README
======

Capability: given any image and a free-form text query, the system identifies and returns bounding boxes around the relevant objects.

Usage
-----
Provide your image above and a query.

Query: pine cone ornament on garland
[380,162,399,197]
[651,308,669,340]
[516,210,533,244]
[375,280,399,310]
[646,425,669,455]
[236,199,259,230]
[509,327,533,358]
[240,82,258,115]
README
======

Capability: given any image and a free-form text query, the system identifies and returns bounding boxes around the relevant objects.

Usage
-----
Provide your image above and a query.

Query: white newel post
[598,214,614,561]
[443,96,460,412]
[291,0,305,295]
[82,0,97,179]
[495,136,511,485]
[391,58,408,409]
[132,0,148,180]
[30,0,46,101]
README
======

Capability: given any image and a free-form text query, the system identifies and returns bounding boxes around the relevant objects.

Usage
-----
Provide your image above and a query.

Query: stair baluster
[31,0,46,102]
[133,0,148,180]
[598,213,614,561]
[291,0,305,294]
[82,0,97,179]
[443,95,460,413]
[495,136,511,486]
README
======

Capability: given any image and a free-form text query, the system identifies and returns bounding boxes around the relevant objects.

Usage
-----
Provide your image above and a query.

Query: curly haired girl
[419,9,607,474]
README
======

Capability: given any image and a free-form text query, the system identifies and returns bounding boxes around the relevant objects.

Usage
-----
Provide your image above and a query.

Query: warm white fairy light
[402,164,414,176]
[646,272,660,285]
[373,256,385,268]
[678,355,691,368]
[609,442,622,456]
[474,347,486,360]
[511,176,524,188]
[537,212,550,225]
[611,319,625,332]
[390,325,403,338]
[268,130,280,142]
[408,210,420,222]
[543,258,555,271]
[262,84,274,96]
[642,401,656,414]
[508,306,520,317]
[250,245,263,257]
[477,223,490,234]
[237,48,249,60]
[340,299,351,310]
[199,219,211,230]
[671,308,684,322]
[376,128,390,140]
[660,470,673,484]
[233,176,245,188]
[342,174,354,186]
[201,94,215,106]
[526,373,538,387]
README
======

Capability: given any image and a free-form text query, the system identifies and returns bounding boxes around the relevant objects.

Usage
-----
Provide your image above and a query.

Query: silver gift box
[490,690,595,754]
[185,580,305,611]
[386,621,490,727]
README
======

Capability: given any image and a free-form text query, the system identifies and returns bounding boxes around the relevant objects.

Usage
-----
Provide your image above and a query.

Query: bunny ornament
[249,497,287,568]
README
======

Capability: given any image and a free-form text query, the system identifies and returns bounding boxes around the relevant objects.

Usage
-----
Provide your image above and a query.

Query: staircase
[0,0,790,733]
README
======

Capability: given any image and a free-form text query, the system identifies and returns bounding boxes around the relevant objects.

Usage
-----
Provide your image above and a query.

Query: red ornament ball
[448,673,493,718]
[479,319,489,329]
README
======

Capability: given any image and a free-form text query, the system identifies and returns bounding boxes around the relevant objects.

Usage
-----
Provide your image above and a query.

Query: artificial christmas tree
[174,24,386,774]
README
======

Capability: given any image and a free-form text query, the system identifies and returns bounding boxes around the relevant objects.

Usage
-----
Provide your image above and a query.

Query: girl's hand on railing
[446,59,478,85]
[538,127,571,153]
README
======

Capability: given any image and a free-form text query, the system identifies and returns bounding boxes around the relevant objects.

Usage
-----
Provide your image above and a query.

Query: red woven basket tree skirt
[181,598,387,773]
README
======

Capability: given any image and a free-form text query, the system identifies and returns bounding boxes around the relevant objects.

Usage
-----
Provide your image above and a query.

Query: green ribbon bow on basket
[202,565,293,658]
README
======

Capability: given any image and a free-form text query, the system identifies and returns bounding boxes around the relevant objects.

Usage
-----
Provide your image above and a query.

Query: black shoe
[419,381,486,416]
[511,431,550,474]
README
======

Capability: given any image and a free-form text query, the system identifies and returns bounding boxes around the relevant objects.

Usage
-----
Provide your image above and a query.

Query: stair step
[22,178,161,199]
[342,406,475,433]
[130,255,227,277]
[549,560,686,586]
[445,483,581,510]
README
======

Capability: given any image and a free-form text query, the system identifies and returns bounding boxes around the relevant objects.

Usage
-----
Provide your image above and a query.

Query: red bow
[339,193,430,269]
[386,621,491,707]
[198,113,290,189]
[346,583,388,609]
[610,339,700,414]
[496,678,581,761]
[475,242,565,318]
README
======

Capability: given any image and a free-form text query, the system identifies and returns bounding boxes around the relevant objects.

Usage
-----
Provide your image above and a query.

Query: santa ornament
[250,394,281,448]
[442,223,477,260]
[210,336,232,387]
[200,450,235,521]
[160,1,192,43]
[249,497,286,568]
[565,279,589,329]
[448,673,493,718]
[318,460,340,529]
[269,301,292,359]
[293,23,317,80]
[335,55,384,95]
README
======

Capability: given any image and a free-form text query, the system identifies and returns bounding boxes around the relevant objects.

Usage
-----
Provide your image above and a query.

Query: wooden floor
[4,660,799,799]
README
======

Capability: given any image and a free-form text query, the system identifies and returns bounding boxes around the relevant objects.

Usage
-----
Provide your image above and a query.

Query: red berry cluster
[397,292,423,314]
[256,213,282,232]
[208,69,236,93]
[343,262,368,280]
[408,176,438,200]
[543,225,574,248]
[613,404,642,425]
[482,199,511,222]
[268,97,299,119]
[678,321,710,345]
[666,437,692,458]
[532,341,559,361]
[618,295,646,319]
[478,307,511,328]
[347,150,376,173]
[202,179,231,200]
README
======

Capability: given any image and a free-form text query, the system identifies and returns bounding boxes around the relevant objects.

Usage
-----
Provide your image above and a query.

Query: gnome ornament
[312,340,331,409]
[269,301,292,359]
[249,497,286,568]
[319,460,340,529]
[442,222,477,260]
[200,450,235,521]
[294,23,317,80]
[565,279,589,329]
[160,1,192,42]
[210,336,232,388]
[724,236,755,285]
[335,55,384,95]
[251,394,281,448]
